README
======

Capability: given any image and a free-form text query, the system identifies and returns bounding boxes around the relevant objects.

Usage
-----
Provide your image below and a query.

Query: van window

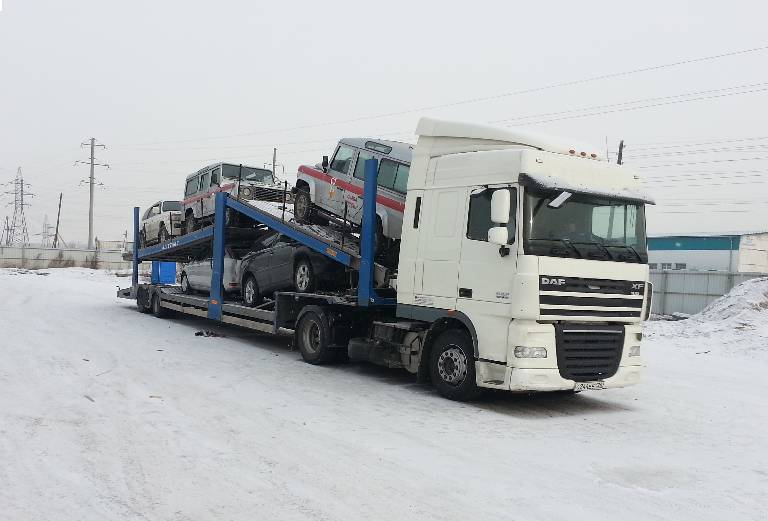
[467,188,517,244]
[199,171,211,192]
[353,151,375,180]
[185,176,199,196]
[330,145,355,175]
[393,164,409,193]
[378,159,398,190]
[211,167,221,186]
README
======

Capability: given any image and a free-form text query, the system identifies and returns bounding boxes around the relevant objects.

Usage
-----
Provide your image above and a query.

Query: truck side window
[353,151,375,180]
[467,188,517,244]
[211,167,221,186]
[330,145,355,175]
[185,177,199,196]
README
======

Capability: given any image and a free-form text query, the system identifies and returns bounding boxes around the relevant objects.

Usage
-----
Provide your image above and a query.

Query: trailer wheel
[151,293,167,318]
[136,286,151,313]
[293,258,315,293]
[293,189,312,223]
[296,307,339,364]
[242,275,261,307]
[430,330,482,401]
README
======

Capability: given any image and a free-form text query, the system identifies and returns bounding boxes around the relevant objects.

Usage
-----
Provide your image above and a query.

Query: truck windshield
[523,189,648,263]
[221,164,274,183]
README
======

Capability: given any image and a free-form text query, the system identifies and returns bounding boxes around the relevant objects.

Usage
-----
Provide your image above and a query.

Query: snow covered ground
[1,268,766,521]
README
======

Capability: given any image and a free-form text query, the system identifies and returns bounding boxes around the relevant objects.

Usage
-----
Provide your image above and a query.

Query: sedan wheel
[294,258,315,293]
[243,275,261,307]
[180,273,190,294]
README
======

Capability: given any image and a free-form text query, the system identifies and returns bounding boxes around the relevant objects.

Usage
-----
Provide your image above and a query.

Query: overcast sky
[1,0,767,244]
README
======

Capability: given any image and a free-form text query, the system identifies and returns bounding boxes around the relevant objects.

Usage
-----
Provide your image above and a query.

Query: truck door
[457,187,518,304]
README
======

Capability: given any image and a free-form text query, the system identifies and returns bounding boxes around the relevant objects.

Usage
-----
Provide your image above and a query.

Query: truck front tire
[294,189,312,223]
[429,330,482,401]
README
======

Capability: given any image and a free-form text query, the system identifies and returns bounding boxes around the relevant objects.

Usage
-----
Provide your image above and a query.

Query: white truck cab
[396,118,652,398]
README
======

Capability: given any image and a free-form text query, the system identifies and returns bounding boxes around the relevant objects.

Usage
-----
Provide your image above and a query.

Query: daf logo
[542,277,566,286]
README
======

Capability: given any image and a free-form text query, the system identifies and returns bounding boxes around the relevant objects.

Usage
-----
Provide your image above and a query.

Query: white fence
[650,270,766,316]
[0,246,132,271]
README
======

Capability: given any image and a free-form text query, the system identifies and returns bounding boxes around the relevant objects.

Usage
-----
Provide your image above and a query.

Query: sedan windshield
[221,164,274,183]
[523,189,648,263]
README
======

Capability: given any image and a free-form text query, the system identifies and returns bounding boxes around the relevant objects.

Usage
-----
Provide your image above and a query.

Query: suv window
[353,151,375,180]
[393,164,409,193]
[467,188,517,244]
[199,171,211,192]
[330,145,355,175]
[211,167,221,186]
[185,176,199,196]
[378,159,398,190]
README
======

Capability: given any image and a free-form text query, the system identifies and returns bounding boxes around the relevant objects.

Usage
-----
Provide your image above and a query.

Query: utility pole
[272,147,277,180]
[53,192,63,248]
[76,138,108,249]
[616,140,625,165]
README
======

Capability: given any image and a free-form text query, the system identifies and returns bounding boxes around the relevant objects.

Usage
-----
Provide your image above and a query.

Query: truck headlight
[514,346,547,358]
[629,345,641,357]
[241,187,252,197]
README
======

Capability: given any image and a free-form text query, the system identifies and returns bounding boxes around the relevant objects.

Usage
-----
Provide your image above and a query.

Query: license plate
[574,380,605,391]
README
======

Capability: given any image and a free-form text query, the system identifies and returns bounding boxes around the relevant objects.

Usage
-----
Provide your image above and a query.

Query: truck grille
[554,324,624,382]
[539,275,645,320]
[247,187,286,203]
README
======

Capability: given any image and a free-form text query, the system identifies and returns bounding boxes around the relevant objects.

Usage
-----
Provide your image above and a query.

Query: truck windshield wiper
[528,238,580,258]
[608,244,643,262]
[571,241,615,260]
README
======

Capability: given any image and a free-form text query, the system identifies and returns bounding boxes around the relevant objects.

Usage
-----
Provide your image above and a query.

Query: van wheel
[430,330,482,401]
[294,258,315,293]
[158,224,169,243]
[295,307,341,364]
[184,215,196,235]
[242,275,261,307]
[180,272,191,294]
[294,188,312,223]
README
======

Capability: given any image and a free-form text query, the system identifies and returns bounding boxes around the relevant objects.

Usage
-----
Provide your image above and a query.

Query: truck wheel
[242,275,261,307]
[151,293,167,318]
[430,330,482,401]
[184,215,196,235]
[293,258,315,293]
[293,189,312,223]
[159,224,169,243]
[295,307,339,364]
[180,272,191,294]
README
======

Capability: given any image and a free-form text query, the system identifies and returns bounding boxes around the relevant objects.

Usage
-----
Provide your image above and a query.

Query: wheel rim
[296,264,310,291]
[437,345,468,386]
[295,194,308,218]
[301,318,321,354]
[245,279,255,303]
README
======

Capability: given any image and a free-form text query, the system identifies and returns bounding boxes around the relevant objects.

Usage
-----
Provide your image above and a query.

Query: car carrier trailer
[119,118,653,401]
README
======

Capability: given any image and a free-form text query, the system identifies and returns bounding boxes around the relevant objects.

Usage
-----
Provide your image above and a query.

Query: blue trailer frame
[123,158,395,327]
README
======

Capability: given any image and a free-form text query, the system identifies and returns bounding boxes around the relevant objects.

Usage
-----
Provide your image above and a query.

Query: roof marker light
[569,149,576,155]
[580,152,587,157]
[590,153,597,159]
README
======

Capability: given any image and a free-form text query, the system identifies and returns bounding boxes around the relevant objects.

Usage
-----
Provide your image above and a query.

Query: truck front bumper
[475,362,642,392]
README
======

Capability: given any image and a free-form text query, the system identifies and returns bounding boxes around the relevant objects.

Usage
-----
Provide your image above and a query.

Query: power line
[636,156,768,169]
[616,135,768,152]
[115,44,768,147]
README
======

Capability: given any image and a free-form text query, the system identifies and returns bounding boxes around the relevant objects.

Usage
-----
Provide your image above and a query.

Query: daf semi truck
[121,117,653,401]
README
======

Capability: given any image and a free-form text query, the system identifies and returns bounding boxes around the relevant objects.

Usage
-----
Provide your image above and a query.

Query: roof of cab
[415,117,604,160]
[338,138,413,164]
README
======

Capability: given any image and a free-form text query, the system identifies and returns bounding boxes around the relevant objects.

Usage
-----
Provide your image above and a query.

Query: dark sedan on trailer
[239,230,347,306]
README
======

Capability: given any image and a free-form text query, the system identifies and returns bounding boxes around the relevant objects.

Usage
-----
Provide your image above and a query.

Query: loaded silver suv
[182,162,290,233]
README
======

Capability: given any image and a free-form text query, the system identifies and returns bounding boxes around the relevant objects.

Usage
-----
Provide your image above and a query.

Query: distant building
[647,231,768,273]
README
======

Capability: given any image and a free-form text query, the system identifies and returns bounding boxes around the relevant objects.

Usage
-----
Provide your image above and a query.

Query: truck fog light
[514,346,547,358]
[629,345,641,357]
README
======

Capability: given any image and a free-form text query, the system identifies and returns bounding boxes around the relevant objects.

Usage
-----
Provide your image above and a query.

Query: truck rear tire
[295,307,341,364]
[430,330,482,401]
[136,286,151,313]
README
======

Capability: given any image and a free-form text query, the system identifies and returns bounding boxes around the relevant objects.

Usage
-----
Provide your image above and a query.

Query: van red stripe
[298,165,405,213]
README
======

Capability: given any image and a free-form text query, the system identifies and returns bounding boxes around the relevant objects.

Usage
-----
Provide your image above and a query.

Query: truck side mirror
[322,155,329,173]
[488,227,508,246]
[491,189,510,224]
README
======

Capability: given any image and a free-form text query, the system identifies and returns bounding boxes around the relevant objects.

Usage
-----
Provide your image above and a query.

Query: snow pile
[646,277,768,359]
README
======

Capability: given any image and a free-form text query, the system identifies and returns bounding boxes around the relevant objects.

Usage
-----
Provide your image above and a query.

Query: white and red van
[294,139,412,241]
